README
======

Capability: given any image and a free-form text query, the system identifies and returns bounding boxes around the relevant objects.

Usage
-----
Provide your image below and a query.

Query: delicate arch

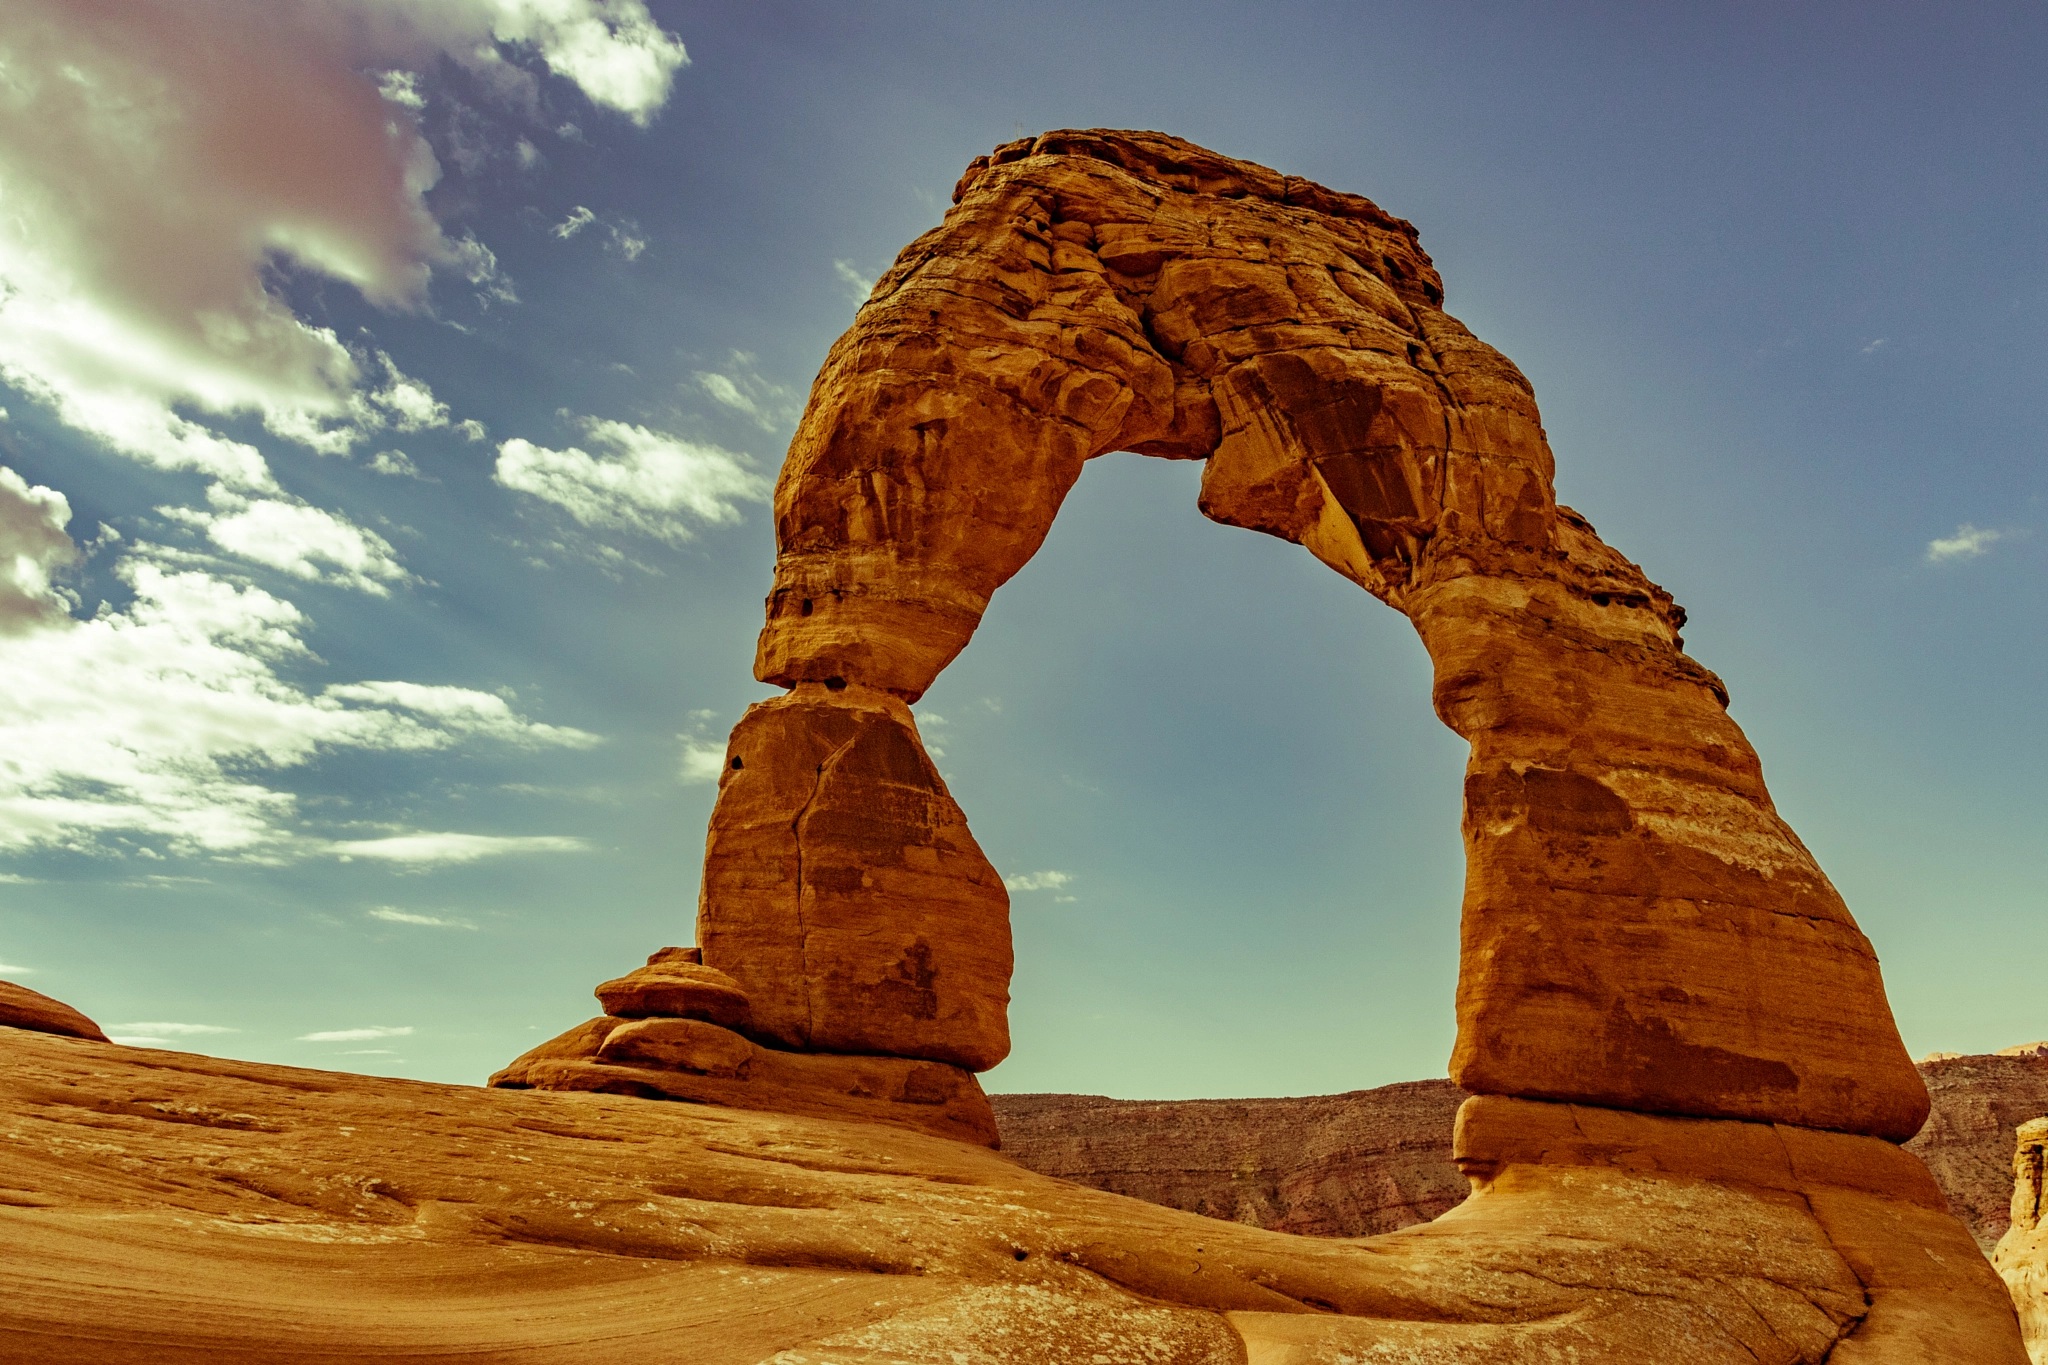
[697,130,1925,1140]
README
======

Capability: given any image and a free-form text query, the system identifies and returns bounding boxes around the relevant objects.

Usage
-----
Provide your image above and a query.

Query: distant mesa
[0,979,107,1043]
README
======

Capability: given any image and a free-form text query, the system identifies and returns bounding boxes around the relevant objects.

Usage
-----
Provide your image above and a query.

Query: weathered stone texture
[0,979,107,1043]
[1995,1117,2048,1364]
[696,683,1010,1070]
[726,126,1925,1140]
[990,1081,1471,1237]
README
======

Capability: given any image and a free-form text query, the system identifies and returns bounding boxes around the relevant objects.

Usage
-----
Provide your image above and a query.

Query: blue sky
[0,1,2041,1098]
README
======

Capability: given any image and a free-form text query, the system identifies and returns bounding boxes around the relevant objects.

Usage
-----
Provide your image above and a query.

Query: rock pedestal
[1996,1117,2048,1363]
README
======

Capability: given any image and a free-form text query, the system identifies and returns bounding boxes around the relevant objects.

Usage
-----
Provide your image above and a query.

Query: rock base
[490,1013,999,1148]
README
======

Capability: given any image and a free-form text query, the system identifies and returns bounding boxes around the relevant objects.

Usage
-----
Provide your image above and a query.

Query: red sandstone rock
[491,1011,999,1148]
[718,127,1926,1139]
[593,955,750,1028]
[1995,1117,2048,1363]
[0,980,107,1043]
[697,684,1010,1070]
[1908,1053,2048,1252]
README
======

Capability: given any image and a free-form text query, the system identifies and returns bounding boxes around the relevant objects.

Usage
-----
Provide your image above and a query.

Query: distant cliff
[994,1051,2048,1253]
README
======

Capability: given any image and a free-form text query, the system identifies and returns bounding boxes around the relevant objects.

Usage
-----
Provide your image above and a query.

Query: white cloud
[1003,870,1073,893]
[679,737,727,784]
[495,418,768,544]
[0,468,79,633]
[1861,338,1887,355]
[0,0,679,485]
[695,352,797,433]
[108,1021,236,1036]
[327,833,590,864]
[298,1025,413,1042]
[834,259,876,304]
[368,450,426,479]
[553,206,599,240]
[1926,523,2001,564]
[0,482,598,857]
[160,489,413,595]
[368,906,476,929]
[0,959,34,973]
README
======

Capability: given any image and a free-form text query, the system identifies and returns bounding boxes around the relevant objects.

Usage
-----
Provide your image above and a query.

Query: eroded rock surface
[0,1030,2025,1363]
[689,127,1927,1141]
[990,1082,1471,1237]
[1995,1117,2048,1363]
[0,979,107,1042]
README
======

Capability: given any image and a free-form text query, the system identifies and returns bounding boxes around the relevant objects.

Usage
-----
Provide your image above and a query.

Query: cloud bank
[0,0,685,487]
[0,469,598,858]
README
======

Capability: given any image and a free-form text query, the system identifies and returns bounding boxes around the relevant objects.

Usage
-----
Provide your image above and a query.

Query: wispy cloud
[1861,338,1887,355]
[833,259,875,304]
[107,1021,236,1048]
[1926,523,2002,564]
[695,352,797,432]
[1004,870,1073,893]
[0,473,601,858]
[298,1025,413,1043]
[677,708,727,784]
[327,834,590,864]
[0,960,34,974]
[551,206,647,260]
[367,906,476,929]
[159,488,413,596]
[495,418,769,545]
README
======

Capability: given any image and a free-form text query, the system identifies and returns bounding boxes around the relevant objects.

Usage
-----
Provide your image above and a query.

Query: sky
[0,1,2041,1101]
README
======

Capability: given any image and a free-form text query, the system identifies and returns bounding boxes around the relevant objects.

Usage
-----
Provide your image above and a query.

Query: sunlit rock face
[473,130,2026,1357]
[1995,1117,2048,1363]
[717,128,1925,1140]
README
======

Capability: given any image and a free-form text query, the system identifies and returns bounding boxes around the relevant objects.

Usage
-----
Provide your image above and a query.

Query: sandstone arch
[486,130,2027,1357]
[700,128,1925,1140]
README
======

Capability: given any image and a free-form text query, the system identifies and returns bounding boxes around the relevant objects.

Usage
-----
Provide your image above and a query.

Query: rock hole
[1012,1247,1029,1261]
[800,598,814,616]
[730,756,744,770]
[824,677,848,691]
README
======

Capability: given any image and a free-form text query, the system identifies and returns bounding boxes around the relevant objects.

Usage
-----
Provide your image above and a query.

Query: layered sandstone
[1909,1054,2048,1253]
[0,1028,2025,1363]
[491,946,998,1146]
[993,1054,2048,1254]
[695,127,1928,1140]
[990,1082,1470,1237]
[1996,1117,2048,1363]
[0,979,106,1042]
[461,128,2020,1352]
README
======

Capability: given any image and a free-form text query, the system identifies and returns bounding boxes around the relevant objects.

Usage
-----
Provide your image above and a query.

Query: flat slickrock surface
[3,1029,2024,1362]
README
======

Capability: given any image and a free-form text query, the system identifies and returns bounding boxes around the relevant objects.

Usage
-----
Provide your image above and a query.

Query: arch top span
[705,130,1928,1142]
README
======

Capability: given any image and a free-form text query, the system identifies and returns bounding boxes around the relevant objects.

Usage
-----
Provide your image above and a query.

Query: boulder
[594,952,751,1029]
[0,980,107,1043]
